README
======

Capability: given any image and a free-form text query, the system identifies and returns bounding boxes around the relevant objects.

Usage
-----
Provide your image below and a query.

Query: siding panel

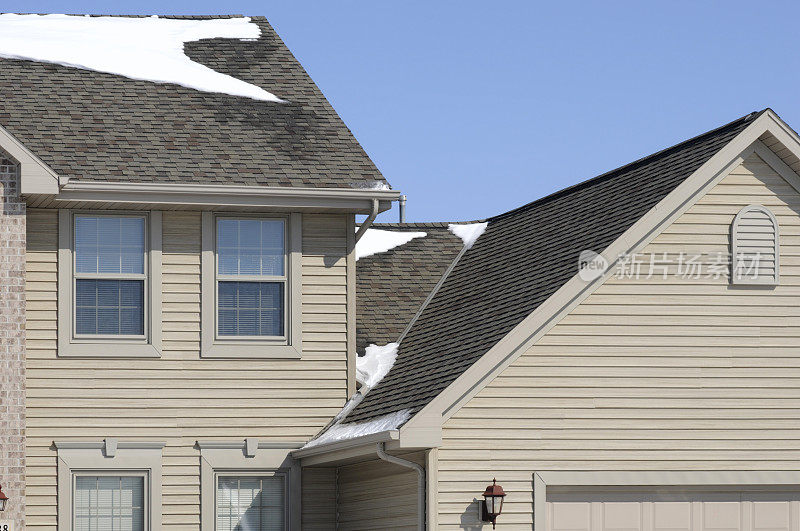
[25,210,352,529]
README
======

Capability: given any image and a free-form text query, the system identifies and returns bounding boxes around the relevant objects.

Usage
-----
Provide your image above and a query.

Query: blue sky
[5,1,800,222]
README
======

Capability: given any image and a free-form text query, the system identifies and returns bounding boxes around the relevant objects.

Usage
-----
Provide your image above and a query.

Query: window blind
[216,476,285,531]
[74,475,144,531]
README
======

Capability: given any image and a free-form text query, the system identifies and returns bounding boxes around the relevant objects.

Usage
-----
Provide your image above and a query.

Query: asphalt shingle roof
[345,110,762,424]
[0,15,386,188]
[356,223,465,353]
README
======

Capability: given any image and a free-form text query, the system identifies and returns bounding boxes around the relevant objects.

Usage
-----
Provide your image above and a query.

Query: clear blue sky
[6,1,800,222]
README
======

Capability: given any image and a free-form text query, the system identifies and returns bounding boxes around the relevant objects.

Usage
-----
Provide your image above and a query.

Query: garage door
[547,488,800,531]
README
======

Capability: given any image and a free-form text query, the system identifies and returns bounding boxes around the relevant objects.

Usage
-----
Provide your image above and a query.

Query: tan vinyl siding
[25,210,352,529]
[301,467,336,530]
[336,452,424,531]
[438,152,800,529]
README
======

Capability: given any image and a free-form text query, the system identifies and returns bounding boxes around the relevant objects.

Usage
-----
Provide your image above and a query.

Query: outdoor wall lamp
[0,485,8,511]
[481,478,506,528]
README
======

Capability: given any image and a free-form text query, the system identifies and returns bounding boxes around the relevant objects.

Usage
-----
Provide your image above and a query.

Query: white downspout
[354,199,380,243]
[376,442,425,531]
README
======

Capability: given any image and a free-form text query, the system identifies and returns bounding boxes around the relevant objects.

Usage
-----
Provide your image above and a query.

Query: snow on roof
[0,14,283,102]
[356,342,398,388]
[300,409,411,449]
[356,228,426,261]
[448,222,488,250]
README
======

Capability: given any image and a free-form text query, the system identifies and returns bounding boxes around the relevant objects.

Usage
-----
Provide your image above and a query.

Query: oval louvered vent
[731,205,779,285]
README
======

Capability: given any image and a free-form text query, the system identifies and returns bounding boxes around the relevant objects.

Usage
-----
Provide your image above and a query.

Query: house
[2,13,800,531]
[296,108,800,530]
[0,13,399,530]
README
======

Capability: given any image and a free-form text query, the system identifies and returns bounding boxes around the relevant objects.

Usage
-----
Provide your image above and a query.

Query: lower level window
[74,475,145,531]
[216,475,286,531]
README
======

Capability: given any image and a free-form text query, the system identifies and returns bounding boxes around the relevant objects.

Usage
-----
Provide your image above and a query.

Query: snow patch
[351,181,391,191]
[356,342,399,388]
[0,14,283,102]
[301,409,411,449]
[356,229,426,261]
[448,222,488,250]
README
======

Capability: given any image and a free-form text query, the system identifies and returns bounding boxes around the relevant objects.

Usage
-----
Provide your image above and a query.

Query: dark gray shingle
[345,110,762,424]
[0,15,386,189]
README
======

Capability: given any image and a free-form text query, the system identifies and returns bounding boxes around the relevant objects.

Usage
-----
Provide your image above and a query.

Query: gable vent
[731,205,779,285]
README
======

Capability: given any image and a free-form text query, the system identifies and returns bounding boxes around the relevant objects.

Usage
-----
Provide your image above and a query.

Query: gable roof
[0,15,387,189]
[344,109,764,424]
[356,223,465,354]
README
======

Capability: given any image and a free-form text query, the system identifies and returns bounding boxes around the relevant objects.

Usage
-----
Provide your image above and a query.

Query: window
[200,212,302,358]
[74,475,145,531]
[58,210,162,357]
[216,218,286,338]
[56,440,164,530]
[216,475,286,531]
[731,205,780,286]
[74,215,146,337]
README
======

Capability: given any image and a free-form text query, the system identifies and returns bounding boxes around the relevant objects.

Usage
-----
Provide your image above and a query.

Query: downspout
[354,199,379,243]
[376,442,425,531]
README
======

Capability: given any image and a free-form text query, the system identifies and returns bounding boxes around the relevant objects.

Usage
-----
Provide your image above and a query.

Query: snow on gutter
[0,13,283,102]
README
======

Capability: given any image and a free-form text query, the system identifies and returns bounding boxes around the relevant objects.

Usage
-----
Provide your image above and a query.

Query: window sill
[57,342,161,358]
[201,343,302,359]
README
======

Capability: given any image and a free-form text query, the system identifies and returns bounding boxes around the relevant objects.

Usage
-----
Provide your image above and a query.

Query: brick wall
[0,153,25,527]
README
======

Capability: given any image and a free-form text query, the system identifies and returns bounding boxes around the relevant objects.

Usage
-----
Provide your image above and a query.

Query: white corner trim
[56,441,165,530]
[401,110,800,437]
[0,123,59,194]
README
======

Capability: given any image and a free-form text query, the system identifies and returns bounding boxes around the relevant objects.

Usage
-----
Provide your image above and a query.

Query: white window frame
[214,215,288,342]
[198,440,301,531]
[201,212,302,358]
[55,440,165,531]
[58,209,162,357]
[72,470,150,531]
[72,212,148,341]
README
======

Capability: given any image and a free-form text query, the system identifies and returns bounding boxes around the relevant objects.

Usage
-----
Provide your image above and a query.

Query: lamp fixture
[0,484,8,512]
[481,478,506,528]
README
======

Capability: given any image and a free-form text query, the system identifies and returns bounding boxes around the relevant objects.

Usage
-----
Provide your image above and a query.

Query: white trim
[0,123,59,194]
[199,441,300,531]
[399,110,800,444]
[201,212,303,358]
[533,471,800,531]
[57,441,164,530]
[57,209,163,357]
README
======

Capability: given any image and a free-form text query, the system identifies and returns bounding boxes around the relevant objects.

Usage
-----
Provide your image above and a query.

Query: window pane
[74,475,144,531]
[216,219,285,276]
[76,280,144,335]
[75,216,145,275]
[217,282,284,337]
[217,476,285,531]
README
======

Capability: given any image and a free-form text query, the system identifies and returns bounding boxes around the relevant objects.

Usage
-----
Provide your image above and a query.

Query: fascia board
[0,124,59,194]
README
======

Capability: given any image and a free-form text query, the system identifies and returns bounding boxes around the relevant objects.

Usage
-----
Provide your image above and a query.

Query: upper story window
[74,214,147,337]
[201,212,302,358]
[731,204,779,286]
[58,209,162,358]
[216,218,286,338]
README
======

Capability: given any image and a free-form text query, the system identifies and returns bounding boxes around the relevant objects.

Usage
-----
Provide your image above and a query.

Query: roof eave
[34,180,400,214]
[0,124,59,194]
[291,430,401,466]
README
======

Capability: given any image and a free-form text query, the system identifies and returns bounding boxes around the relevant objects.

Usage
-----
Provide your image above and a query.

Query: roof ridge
[490,109,766,222]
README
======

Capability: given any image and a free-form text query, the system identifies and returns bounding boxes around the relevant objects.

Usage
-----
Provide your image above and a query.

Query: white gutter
[50,181,400,213]
[377,442,425,531]
[291,429,399,460]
